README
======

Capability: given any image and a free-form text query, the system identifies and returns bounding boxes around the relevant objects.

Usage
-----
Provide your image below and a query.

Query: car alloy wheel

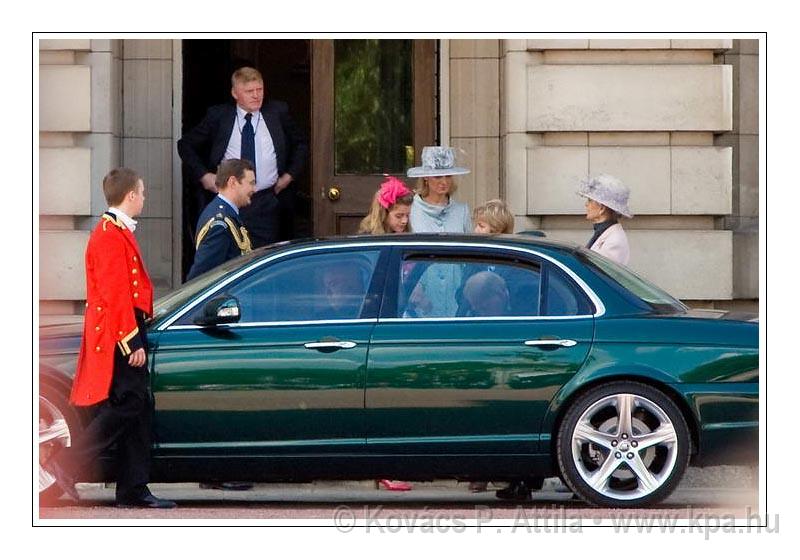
[39,389,74,500]
[557,381,690,507]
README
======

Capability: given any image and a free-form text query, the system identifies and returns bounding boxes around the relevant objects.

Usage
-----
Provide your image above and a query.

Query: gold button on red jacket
[70,213,153,406]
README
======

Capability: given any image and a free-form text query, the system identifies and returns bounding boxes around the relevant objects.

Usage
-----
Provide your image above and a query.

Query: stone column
[446,40,501,211]
[718,40,759,311]
[121,40,175,294]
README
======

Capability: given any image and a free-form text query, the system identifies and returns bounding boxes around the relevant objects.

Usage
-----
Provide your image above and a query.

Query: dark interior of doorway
[180,39,312,280]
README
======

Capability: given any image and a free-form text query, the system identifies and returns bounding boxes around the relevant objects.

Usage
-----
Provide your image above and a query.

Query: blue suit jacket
[187,196,251,280]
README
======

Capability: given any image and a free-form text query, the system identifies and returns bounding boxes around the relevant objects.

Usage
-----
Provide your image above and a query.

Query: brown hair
[231,66,263,87]
[415,176,458,199]
[216,159,255,190]
[473,199,514,234]
[102,168,141,206]
[358,191,414,234]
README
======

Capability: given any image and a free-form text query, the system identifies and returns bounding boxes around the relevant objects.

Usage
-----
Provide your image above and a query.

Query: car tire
[39,383,79,504]
[556,381,690,508]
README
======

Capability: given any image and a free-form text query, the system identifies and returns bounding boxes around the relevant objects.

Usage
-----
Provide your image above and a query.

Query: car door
[150,245,388,458]
[365,244,595,455]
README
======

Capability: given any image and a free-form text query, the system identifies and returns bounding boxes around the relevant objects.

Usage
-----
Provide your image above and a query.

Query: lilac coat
[590,223,630,265]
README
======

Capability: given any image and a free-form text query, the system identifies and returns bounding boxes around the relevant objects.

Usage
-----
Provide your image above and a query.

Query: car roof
[261,233,582,255]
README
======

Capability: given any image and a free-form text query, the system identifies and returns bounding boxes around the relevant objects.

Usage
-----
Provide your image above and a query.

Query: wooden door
[312,39,436,235]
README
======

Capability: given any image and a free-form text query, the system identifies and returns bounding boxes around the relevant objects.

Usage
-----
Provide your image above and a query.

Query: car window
[397,255,542,319]
[178,250,381,324]
[153,249,270,323]
[543,263,594,316]
[577,249,686,313]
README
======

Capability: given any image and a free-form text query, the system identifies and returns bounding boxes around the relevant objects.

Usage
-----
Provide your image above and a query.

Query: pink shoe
[377,479,412,491]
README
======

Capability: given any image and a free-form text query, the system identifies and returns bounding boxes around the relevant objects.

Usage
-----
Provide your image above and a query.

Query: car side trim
[165,319,377,331]
[378,315,594,323]
[158,241,605,331]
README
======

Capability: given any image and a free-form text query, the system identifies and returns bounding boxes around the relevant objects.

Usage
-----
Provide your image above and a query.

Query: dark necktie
[241,113,257,178]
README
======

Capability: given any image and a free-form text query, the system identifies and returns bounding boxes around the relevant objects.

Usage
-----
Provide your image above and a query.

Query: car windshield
[151,246,282,324]
[577,249,687,313]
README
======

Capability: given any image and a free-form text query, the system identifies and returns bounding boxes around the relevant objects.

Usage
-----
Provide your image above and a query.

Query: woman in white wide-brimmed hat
[577,174,633,266]
[407,146,472,234]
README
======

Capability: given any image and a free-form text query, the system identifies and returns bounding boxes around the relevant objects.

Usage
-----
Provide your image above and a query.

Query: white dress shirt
[217,193,239,215]
[108,207,138,232]
[224,105,279,191]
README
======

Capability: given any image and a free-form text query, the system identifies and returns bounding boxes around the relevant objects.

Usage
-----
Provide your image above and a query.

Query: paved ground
[39,480,759,522]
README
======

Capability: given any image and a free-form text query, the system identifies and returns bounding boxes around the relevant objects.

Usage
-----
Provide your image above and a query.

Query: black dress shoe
[495,481,532,502]
[47,461,80,501]
[115,494,177,509]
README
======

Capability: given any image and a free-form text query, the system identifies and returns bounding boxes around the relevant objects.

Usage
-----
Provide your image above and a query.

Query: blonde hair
[231,66,263,86]
[415,176,458,198]
[358,191,414,234]
[473,199,514,234]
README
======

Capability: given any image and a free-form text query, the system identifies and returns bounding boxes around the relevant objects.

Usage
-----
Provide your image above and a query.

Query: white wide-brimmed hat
[407,146,470,178]
[577,174,634,218]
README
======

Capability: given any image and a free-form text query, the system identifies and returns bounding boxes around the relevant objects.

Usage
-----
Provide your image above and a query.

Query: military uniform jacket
[70,213,154,406]
[187,196,252,280]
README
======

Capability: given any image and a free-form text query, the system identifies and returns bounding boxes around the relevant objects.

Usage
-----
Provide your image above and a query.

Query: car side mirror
[194,295,241,327]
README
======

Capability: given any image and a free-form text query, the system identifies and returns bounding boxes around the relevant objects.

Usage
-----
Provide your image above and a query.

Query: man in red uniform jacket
[45,168,175,508]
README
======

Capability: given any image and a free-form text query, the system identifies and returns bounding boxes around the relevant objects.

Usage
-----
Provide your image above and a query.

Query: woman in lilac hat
[407,146,472,234]
[577,174,633,266]
[404,147,472,317]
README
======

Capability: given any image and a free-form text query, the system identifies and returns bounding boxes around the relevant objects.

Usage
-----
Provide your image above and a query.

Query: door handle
[524,339,578,348]
[304,341,357,350]
[327,186,341,201]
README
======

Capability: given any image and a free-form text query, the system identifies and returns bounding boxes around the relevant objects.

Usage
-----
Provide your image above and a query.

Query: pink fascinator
[377,176,411,209]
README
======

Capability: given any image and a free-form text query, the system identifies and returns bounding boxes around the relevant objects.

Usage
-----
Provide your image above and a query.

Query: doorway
[312,40,437,235]
[180,39,312,278]
[180,39,437,279]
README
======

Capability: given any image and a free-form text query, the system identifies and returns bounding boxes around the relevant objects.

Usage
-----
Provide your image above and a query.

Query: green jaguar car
[39,234,759,507]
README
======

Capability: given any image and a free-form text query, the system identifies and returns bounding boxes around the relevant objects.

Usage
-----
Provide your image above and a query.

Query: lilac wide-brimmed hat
[407,146,470,178]
[577,174,634,218]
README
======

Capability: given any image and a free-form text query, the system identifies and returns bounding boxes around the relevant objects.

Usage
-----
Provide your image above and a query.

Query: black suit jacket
[177,100,308,184]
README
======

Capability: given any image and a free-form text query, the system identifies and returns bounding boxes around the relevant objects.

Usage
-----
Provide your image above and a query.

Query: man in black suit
[187,159,255,281]
[178,66,308,249]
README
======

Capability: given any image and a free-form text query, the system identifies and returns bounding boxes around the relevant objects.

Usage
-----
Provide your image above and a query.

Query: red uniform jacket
[70,213,154,406]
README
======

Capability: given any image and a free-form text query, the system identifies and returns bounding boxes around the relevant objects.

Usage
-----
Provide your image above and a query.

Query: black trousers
[56,313,153,501]
[240,187,280,248]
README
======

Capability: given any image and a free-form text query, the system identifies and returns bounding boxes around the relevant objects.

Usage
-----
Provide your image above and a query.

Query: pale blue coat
[409,194,472,234]
[408,194,472,317]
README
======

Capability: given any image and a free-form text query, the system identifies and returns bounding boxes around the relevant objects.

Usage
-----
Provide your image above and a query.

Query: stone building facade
[37,38,760,320]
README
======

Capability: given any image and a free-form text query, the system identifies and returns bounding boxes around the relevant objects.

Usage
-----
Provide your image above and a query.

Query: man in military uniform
[45,168,175,508]
[187,159,256,280]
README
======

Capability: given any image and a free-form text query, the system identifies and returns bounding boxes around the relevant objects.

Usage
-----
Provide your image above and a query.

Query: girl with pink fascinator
[357,177,415,492]
[358,176,414,234]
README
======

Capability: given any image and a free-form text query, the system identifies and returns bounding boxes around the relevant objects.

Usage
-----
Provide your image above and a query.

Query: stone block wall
[38,37,759,317]
[39,39,123,318]
[39,39,176,321]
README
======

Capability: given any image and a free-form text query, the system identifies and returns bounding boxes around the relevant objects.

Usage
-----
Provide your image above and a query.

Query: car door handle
[304,341,357,350]
[524,339,578,348]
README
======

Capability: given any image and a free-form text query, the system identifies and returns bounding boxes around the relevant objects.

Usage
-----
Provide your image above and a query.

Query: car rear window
[577,249,686,313]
